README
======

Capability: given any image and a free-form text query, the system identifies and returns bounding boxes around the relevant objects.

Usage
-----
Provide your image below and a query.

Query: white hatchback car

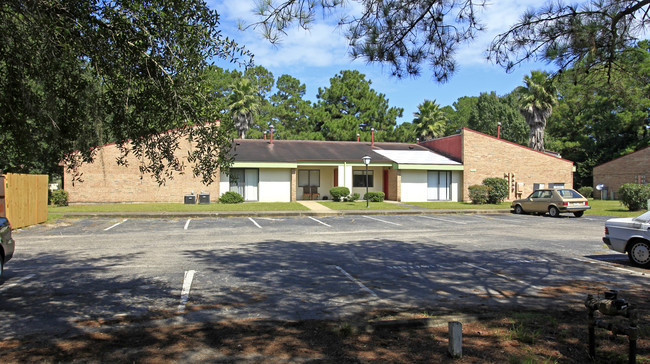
[603,211,650,268]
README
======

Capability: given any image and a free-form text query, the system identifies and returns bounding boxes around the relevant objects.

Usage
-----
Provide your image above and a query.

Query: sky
[207,0,554,125]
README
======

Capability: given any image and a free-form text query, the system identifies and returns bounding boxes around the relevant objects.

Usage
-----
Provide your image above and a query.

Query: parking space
[3,213,646,338]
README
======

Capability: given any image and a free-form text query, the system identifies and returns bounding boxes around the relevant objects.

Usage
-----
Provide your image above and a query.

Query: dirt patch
[1,289,648,363]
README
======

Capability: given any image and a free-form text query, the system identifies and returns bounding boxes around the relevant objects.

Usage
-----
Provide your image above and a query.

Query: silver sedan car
[0,217,15,278]
[603,211,650,268]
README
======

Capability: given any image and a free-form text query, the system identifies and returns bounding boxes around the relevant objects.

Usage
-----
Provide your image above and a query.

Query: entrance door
[427,171,451,201]
[229,168,259,201]
[298,170,320,199]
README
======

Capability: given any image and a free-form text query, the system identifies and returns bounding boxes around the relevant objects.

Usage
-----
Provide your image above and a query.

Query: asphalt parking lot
[1,213,648,339]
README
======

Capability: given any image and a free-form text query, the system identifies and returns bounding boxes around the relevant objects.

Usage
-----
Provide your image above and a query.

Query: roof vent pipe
[264,130,267,141]
[269,125,274,144]
[357,133,360,142]
[497,122,501,139]
[371,128,375,147]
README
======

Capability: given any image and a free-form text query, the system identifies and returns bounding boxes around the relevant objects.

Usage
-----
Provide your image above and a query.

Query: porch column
[290,168,297,202]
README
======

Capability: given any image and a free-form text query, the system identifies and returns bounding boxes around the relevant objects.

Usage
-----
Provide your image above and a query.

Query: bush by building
[49,190,69,206]
[219,191,244,204]
[483,177,508,204]
[329,187,350,202]
[578,186,593,198]
[618,183,650,211]
[468,185,489,204]
[364,191,385,202]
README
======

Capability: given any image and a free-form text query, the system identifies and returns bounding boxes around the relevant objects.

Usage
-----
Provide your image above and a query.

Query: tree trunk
[522,106,551,151]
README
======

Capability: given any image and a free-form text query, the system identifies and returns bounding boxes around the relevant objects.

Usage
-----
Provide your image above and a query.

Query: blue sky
[208,0,553,125]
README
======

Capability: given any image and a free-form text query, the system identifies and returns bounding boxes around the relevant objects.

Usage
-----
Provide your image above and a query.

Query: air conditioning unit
[184,194,196,204]
[198,192,210,204]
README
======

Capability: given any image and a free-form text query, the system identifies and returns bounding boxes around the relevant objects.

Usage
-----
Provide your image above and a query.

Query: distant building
[63,128,576,203]
[593,146,650,199]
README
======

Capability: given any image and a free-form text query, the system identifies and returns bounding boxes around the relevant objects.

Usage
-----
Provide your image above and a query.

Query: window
[298,170,320,187]
[353,170,373,187]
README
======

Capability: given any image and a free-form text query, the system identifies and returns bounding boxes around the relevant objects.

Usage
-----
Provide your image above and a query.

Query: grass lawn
[317,201,410,210]
[48,202,309,213]
[586,199,648,217]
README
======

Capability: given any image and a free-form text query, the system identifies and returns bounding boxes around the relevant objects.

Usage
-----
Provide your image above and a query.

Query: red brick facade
[593,146,650,199]
[422,128,575,201]
[63,138,220,203]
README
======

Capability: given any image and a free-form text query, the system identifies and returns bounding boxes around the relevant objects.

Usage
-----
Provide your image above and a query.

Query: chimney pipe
[269,125,274,144]
[264,131,267,141]
[497,122,501,139]
[356,133,360,142]
[371,128,375,147]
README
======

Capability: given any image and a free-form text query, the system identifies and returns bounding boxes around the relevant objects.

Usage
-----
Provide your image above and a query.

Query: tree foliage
[0,0,250,184]
[413,100,447,141]
[489,0,650,82]
[250,0,650,82]
[249,0,485,81]
[315,70,403,141]
[517,71,558,151]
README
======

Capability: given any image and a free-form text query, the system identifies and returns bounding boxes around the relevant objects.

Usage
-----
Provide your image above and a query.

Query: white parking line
[418,215,467,225]
[177,270,196,312]
[465,263,544,290]
[104,219,128,231]
[184,219,191,230]
[363,216,401,226]
[0,274,36,293]
[308,216,331,227]
[248,217,262,229]
[334,265,378,298]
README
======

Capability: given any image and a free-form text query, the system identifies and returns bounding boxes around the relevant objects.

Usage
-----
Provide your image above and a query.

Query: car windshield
[557,189,582,198]
[633,211,650,223]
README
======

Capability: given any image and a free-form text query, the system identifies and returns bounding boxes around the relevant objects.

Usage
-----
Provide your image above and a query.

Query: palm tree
[228,78,260,139]
[518,71,557,151]
[413,99,447,141]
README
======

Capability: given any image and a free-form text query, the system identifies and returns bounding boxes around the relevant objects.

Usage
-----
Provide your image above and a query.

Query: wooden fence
[0,173,48,228]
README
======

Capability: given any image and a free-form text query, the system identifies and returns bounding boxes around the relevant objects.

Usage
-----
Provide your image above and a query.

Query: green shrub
[482,177,508,204]
[345,193,360,202]
[49,189,69,206]
[329,187,350,202]
[468,184,489,204]
[618,183,650,211]
[219,191,244,204]
[578,186,593,199]
[364,191,385,202]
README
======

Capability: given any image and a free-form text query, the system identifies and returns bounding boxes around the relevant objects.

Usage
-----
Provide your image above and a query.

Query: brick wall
[593,146,650,199]
[63,138,220,203]
[419,129,573,201]
[461,129,574,201]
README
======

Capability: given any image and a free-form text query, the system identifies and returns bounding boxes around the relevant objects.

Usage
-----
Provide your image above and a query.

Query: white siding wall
[259,169,291,202]
[401,170,428,202]
[451,170,461,202]
[219,172,229,198]
[401,169,462,202]
[338,164,353,190]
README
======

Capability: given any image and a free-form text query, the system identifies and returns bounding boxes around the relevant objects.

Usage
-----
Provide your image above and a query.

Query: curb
[53,209,512,219]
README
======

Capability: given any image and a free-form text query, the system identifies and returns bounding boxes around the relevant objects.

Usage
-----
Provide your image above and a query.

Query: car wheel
[514,205,524,214]
[573,211,584,218]
[628,240,650,268]
[548,206,560,217]
[0,258,3,280]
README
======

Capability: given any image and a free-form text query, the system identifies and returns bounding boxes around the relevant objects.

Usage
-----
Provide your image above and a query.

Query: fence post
[448,321,462,359]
